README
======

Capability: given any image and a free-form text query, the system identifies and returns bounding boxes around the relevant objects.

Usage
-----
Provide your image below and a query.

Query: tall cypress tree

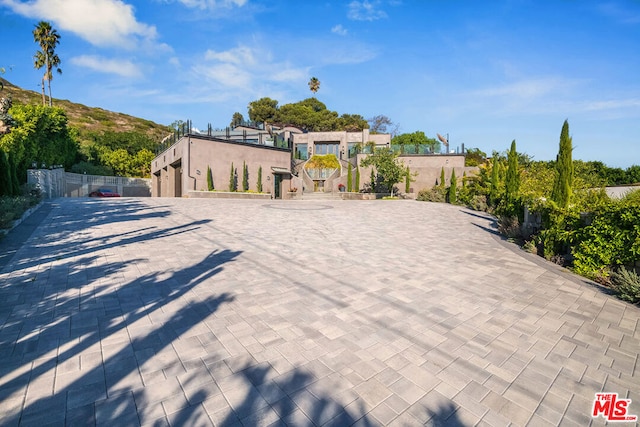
[242,161,249,191]
[439,167,446,189]
[448,169,457,204]
[551,120,573,209]
[505,140,520,205]
[0,151,11,196]
[257,166,263,192]
[229,162,235,192]
[9,154,20,195]
[347,164,352,192]
[489,158,500,207]
[207,165,214,191]
[355,166,360,192]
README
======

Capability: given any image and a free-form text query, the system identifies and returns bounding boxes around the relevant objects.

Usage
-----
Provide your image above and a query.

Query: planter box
[187,191,271,200]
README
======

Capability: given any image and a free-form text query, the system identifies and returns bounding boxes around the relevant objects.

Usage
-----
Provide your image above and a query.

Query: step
[301,192,342,200]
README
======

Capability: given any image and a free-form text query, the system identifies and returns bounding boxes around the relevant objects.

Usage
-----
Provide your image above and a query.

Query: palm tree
[308,77,320,94]
[33,21,62,107]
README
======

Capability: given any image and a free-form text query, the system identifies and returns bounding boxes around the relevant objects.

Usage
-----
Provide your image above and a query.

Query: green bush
[0,193,41,230]
[417,186,446,203]
[611,267,640,304]
[497,215,521,239]
[572,203,640,278]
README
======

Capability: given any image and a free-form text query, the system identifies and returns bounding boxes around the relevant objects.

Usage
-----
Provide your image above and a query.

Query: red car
[89,188,121,197]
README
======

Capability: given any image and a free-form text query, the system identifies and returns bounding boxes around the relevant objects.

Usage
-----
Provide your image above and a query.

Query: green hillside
[0,77,171,142]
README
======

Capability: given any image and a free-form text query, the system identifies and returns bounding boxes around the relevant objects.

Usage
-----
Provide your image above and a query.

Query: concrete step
[301,192,341,200]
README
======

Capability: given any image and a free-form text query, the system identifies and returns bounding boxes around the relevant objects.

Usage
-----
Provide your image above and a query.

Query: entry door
[274,174,281,199]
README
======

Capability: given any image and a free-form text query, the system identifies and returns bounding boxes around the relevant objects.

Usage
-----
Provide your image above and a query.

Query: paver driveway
[0,198,638,426]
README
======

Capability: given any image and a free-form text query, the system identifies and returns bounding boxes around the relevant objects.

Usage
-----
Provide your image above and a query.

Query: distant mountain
[0,77,171,143]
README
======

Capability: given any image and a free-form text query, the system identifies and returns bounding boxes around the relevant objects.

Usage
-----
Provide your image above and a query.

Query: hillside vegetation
[1,77,172,178]
[0,77,170,143]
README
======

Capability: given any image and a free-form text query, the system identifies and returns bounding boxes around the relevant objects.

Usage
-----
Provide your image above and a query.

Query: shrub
[611,267,640,304]
[417,186,446,203]
[468,194,488,212]
[572,203,640,278]
[497,215,521,239]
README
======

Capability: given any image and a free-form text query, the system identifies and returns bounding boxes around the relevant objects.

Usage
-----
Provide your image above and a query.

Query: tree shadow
[1,248,241,426]
[423,401,468,426]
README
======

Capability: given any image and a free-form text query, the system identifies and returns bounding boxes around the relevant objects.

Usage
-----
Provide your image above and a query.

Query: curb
[0,201,44,237]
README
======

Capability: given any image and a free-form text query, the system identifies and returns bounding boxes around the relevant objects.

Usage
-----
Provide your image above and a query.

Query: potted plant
[338,183,345,192]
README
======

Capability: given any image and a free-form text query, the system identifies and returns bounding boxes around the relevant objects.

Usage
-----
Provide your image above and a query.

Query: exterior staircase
[301,191,342,200]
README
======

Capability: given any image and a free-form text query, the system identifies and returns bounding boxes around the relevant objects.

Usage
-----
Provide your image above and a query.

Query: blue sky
[1,0,639,168]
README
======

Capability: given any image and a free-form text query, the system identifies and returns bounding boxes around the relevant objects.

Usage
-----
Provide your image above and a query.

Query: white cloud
[473,78,573,99]
[70,55,143,78]
[1,0,159,48]
[331,24,348,36]
[583,98,640,111]
[204,45,256,66]
[347,0,387,21]
[174,0,247,9]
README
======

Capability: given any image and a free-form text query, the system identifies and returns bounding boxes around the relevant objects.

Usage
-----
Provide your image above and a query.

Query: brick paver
[0,198,638,426]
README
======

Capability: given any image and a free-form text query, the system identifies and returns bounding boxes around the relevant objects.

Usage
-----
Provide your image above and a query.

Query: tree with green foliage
[405,168,411,193]
[308,77,320,94]
[257,166,263,192]
[489,158,501,207]
[248,97,278,124]
[229,162,236,191]
[0,150,11,196]
[464,148,487,166]
[242,161,249,191]
[0,104,77,178]
[505,140,520,205]
[551,120,573,209]
[392,131,440,154]
[448,169,457,204]
[230,112,244,128]
[360,147,405,197]
[33,21,62,107]
[207,166,214,191]
[439,167,445,188]
[355,166,360,192]
[347,163,352,192]
[370,169,376,192]
[8,154,20,195]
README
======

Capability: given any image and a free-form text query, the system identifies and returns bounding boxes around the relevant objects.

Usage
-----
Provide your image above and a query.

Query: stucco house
[151,122,471,198]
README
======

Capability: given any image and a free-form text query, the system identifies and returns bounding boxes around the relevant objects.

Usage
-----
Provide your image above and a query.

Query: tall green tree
[551,120,573,209]
[361,147,405,197]
[505,140,520,205]
[439,167,445,188]
[308,77,320,94]
[248,97,278,124]
[229,162,236,191]
[207,165,214,191]
[448,169,457,204]
[257,166,263,192]
[8,153,20,195]
[355,166,360,192]
[33,21,62,107]
[347,163,352,192]
[489,158,501,206]
[0,150,11,196]
[242,161,249,191]
[0,104,77,177]
[230,112,244,128]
